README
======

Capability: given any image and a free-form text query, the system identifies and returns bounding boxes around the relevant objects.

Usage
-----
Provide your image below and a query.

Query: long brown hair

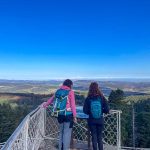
[87,82,104,98]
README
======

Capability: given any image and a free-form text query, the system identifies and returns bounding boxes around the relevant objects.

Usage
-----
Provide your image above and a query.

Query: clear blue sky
[0,0,150,80]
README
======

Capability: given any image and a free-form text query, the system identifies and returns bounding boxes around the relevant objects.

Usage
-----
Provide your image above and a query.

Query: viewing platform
[1,106,121,150]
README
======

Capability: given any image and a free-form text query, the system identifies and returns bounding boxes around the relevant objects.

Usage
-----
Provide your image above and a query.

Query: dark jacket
[83,95,109,125]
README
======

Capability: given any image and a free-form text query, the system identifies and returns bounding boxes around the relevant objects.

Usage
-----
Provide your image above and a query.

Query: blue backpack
[90,98,102,119]
[50,89,72,117]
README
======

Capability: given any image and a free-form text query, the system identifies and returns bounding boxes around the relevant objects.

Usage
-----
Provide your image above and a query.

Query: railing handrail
[2,106,41,150]
[2,116,29,149]
[75,105,122,119]
[0,143,5,150]
[121,146,150,150]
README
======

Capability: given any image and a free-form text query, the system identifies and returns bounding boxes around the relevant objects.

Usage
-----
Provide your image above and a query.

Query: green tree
[0,103,30,143]
[108,88,125,103]
[136,112,150,148]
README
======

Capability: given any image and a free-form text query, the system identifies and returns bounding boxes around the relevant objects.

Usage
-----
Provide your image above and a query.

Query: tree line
[108,89,150,148]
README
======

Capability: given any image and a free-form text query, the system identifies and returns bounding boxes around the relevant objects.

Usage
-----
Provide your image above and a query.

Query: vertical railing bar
[44,108,46,136]
[25,117,29,150]
[117,112,119,150]
[118,111,121,150]
[117,112,118,150]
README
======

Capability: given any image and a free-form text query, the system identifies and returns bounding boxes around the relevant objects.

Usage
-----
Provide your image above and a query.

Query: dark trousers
[89,124,103,150]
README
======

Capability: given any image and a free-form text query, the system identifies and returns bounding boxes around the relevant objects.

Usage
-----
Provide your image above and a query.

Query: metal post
[118,111,121,150]
[132,103,135,148]
[43,107,46,136]
[24,117,29,150]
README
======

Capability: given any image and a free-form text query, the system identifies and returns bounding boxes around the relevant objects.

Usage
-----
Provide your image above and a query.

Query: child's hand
[42,102,48,108]
[109,109,114,114]
[73,117,77,123]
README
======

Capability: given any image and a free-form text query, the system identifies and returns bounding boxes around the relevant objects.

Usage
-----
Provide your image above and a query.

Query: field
[1,79,150,106]
[0,79,150,96]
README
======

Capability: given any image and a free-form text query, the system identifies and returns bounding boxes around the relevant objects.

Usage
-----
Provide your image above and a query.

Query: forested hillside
[0,93,51,143]
[109,89,150,148]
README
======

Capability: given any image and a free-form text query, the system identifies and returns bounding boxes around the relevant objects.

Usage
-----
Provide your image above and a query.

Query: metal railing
[0,143,5,150]
[121,147,150,150]
[2,107,45,150]
[2,106,121,150]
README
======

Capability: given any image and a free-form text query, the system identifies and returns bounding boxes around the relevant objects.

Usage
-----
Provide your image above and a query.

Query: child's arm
[69,90,77,117]
[43,95,55,108]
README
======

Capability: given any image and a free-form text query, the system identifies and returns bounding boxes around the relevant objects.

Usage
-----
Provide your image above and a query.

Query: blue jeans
[59,122,72,150]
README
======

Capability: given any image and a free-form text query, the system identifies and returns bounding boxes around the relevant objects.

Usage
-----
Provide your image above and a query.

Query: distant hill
[0,79,150,96]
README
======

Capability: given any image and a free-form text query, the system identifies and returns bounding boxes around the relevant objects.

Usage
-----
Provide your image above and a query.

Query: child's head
[88,82,103,98]
[63,79,73,89]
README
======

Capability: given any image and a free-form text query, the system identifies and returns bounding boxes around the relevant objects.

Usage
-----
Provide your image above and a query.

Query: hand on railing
[40,102,48,108]
[109,109,114,114]
[73,117,77,123]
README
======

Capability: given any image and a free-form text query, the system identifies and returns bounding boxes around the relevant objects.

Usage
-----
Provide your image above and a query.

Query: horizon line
[0,76,150,81]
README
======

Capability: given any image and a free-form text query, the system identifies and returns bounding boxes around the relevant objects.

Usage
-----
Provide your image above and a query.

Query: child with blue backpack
[83,82,109,150]
[43,79,77,150]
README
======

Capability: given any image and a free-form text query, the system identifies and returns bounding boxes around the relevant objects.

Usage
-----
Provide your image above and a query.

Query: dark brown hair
[63,79,73,89]
[87,82,104,98]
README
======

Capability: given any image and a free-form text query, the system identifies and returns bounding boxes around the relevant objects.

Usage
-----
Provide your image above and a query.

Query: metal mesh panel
[45,112,59,139]
[0,143,5,150]
[27,107,45,149]
[9,120,27,150]
[104,112,118,146]
[44,108,121,149]
[2,106,121,150]
[2,107,45,150]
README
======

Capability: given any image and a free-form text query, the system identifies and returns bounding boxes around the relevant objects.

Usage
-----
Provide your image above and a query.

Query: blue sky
[0,0,150,80]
